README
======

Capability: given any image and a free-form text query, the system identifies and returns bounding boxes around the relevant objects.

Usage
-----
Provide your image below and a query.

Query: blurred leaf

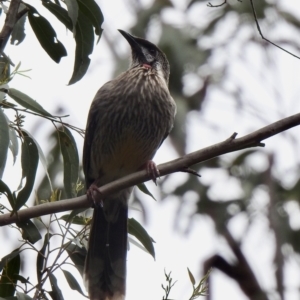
[0,109,9,179]
[27,4,67,63]
[48,273,64,300]
[77,0,103,42]
[62,208,87,224]
[60,213,87,225]
[10,4,27,45]
[36,233,52,284]
[14,135,39,211]
[0,57,10,84]
[16,292,33,300]
[65,243,86,277]
[68,10,94,85]
[42,1,72,31]
[62,269,84,295]
[0,179,15,207]
[0,250,20,297]
[230,150,258,167]
[58,127,79,198]
[8,126,19,165]
[16,220,42,244]
[7,88,53,117]
[23,130,53,192]
[128,218,155,259]
[65,0,78,33]
[0,249,21,272]
[137,183,156,201]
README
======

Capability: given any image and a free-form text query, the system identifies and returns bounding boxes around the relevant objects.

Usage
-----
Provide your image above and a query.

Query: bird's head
[118,29,170,84]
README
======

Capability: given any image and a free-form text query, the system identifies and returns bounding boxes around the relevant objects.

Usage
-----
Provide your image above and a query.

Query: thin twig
[249,0,300,60]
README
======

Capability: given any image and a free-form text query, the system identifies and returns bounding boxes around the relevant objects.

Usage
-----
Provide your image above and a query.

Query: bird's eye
[149,48,156,56]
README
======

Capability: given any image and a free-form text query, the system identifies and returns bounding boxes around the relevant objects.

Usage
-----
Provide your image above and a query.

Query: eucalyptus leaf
[62,270,84,295]
[65,0,78,34]
[8,88,53,117]
[58,127,79,198]
[0,109,9,179]
[14,135,39,211]
[128,218,155,259]
[27,4,67,63]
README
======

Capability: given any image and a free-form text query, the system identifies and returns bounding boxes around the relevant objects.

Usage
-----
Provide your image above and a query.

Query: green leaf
[0,250,20,297]
[23,130,53,192]
[62,269,84,295]
[77,0,103,42]
[65,243,86,276]
[137,183,156,201]
[58,127,79,198]
[0,249,21,272]
[36,233,52,284]
[128,218,155,259]
[0,109,9,179]
[16,220,42,244]
[42,1,72,31]
[48,273,64,300]
[10,4,27,45]
[68,10,94,85]
[0,179,15,207]
[27,4,67,63]
[16,292,33,300]
[60,213,87,225]
[8,126,19,165]
[7,88,53,117]
[65,0,78,34]
[14,135,39,211]
[187,267,196,286]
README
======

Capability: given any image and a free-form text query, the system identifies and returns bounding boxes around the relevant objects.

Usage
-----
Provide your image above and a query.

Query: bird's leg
[87,183,104,208]
[145,160,160,185]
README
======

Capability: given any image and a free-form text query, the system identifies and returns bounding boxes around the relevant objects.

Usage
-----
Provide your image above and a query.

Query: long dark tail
[84,200,128,300]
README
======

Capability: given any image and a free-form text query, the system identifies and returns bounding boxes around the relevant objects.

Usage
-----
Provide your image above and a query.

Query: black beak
[118,29,143,57]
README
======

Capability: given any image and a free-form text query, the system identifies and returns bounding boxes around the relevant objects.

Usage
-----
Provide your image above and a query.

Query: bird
[83,29,176,300]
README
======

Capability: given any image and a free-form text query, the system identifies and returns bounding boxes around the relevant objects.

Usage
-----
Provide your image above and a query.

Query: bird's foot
[87,184,103,208]
[145,160,160,185]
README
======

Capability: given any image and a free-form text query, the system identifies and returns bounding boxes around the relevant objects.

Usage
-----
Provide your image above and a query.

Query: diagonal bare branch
[1,112,300,226]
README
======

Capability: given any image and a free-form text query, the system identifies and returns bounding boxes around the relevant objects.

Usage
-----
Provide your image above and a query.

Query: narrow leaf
[65,0,78,33]
[137,183,156,201]
[62,269,84,294]
[42,2,72,31]
[65,243,86,276]
[14,135,39,211]
[187,267,196,286]
[10,4,27,45]
[27,4,67,63]
[23,130,53,192]
[128,218,155,259]
[36,233,52,284]
[0,109,9,179]
[0,249,21,272]
[7,88,53,117]
[48,273,64,300]
[58,128,79,198]
[68,10,94,85]
[8,125,19,164]
[0,251,20,297]
[77,0,103,42]
[16,220,42,244]
[0,179,15,207]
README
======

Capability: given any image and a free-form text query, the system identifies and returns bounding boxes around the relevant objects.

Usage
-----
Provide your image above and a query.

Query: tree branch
[1,112,300,226]
[0,0,22,54]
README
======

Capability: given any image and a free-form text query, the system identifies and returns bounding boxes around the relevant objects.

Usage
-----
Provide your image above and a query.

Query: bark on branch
[1,112,300,226]
[0,0,22,54]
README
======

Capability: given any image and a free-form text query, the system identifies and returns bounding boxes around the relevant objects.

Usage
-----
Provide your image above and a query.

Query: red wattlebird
[83,30,176,300]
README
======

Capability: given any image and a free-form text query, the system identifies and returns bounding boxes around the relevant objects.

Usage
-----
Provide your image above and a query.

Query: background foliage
[0,0,300,299]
